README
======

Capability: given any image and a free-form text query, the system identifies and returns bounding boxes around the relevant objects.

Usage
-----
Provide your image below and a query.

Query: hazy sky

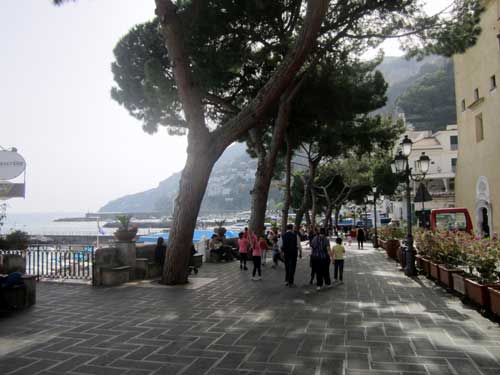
[2,0,449,214]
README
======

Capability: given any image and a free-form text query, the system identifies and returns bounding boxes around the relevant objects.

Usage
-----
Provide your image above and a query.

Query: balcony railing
[1,245,95,282]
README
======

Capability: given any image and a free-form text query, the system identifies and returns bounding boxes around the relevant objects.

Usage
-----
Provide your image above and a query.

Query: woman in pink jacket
[248,230,262,280]
[238,232,248,270]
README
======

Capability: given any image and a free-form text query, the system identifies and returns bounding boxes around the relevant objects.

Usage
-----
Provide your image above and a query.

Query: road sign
[0,150,26,180]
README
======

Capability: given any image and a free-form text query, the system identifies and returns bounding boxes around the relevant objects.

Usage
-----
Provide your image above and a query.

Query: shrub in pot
[113,215,138,242]
[378,226,404,259]
[415,229,437,277]
[464,237,499,308]
[434,231,468,288]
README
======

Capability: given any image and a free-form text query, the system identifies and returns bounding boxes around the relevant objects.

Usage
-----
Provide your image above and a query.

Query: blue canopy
[137,229,239,244]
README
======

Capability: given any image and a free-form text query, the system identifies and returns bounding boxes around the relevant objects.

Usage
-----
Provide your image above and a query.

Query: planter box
[421,257,431,276]
[438,265,463,289]
[378,239,386,250]
[452,272,466,295]
[429,261,440,280]
[385,240,400,259]
[488,286,500,316]
[465,277,498,308]
[415,255,423,270]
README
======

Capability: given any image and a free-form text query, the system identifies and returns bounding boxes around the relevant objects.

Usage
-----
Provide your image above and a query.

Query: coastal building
[453,0,500,235]
[389,125,458,221]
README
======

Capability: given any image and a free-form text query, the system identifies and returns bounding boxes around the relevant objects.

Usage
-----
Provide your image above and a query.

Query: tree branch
[213,0,329,152]
[155,0,209,140]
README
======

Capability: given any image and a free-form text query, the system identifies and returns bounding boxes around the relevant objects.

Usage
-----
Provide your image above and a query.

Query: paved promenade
[1,243,500,375]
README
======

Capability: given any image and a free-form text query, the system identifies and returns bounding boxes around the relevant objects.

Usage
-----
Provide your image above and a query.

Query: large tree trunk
[249,86,296,235]
[334,205,341,227]
[310,184,318,227]
[324,205,333,229]
[305,210,311,226]
[161,142,221,284]
[248,146,273,236]
[281,135,293,233]
[294,184,309,227]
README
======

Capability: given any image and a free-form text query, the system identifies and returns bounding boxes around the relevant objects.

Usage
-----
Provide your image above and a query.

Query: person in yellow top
[331,237,346,284]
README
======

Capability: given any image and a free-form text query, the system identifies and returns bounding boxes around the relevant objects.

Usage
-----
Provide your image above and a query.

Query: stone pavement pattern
[1,243,500,375]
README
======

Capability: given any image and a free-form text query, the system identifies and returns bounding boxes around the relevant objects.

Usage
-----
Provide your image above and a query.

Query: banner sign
[0,182,25,199]
[0,150,26,180]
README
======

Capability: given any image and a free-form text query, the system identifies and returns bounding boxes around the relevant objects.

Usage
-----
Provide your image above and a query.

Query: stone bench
[135,258,161,279]
[0,275,36,310]
[100,266,131,286]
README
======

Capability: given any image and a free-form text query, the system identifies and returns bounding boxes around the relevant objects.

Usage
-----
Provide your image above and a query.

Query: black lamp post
[391,136,430,276]
[368,188,384,249]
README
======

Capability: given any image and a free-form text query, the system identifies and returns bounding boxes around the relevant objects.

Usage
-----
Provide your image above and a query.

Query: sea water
[1,212,163,236]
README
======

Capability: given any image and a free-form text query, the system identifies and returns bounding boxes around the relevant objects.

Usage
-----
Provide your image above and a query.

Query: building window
[451,158,457,173]
[461,99,466,112]
[475,113,484,142]
[491,75,497,91]
[450,135,458,150]
[474,88,480,101]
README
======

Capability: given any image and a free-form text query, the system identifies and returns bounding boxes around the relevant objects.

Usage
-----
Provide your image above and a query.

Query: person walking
[332,237,346,284]
[280,224,301,287]
[271,236,282,268]
[259,235,268,266]
[249,230,262,280]
[238,232,248,270]
[310,228,332,291]
[356,226,366,249]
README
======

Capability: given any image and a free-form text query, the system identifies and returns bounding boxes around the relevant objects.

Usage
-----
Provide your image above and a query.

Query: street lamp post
[368,188,384,249]
[391,136,430,276]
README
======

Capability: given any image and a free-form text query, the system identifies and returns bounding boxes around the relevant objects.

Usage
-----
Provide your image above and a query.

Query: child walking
[332,237,346,284]
[249,230,262,280]
[238,232,248,270]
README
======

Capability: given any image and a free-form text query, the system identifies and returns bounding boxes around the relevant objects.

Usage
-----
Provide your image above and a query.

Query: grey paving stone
[7,359,58,375]
[448,358,484,375]
[0,357,37,374]
[47,354,94,373]
[72,364,124,375]
[2,245,500,375]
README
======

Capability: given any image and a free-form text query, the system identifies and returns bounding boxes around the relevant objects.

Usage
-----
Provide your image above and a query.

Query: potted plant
[415,229,435,276]
[435,231,467,289]
[378,226,404,259]
[464,237,499,308]
[113,215,138,242]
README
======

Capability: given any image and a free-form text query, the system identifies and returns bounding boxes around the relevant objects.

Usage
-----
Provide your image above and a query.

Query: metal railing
[1,245,95,282]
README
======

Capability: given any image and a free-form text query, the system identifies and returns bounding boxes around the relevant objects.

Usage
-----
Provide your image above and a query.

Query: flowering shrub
[433,230,470,268]
[465,237,500,283]
[378,226,405,241]
[415,229,439,258]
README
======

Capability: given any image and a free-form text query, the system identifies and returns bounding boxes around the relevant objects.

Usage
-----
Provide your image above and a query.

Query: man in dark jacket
[280,224,301,287]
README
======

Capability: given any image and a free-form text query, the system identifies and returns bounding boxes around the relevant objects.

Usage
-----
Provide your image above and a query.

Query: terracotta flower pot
[378,239,386,250]
[385,239,400,259]
[452,272,466,295]
[465,277,498,308]
[114,228,138,242]
[421,257,431,276]
[438,265,463,289]
[488,286,500,316]
[429,261,440,280]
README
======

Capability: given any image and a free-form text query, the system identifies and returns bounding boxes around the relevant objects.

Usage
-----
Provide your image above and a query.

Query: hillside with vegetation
[375,55,456,132]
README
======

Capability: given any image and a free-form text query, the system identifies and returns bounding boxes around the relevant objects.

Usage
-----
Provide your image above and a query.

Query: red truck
[430,208,473,234]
